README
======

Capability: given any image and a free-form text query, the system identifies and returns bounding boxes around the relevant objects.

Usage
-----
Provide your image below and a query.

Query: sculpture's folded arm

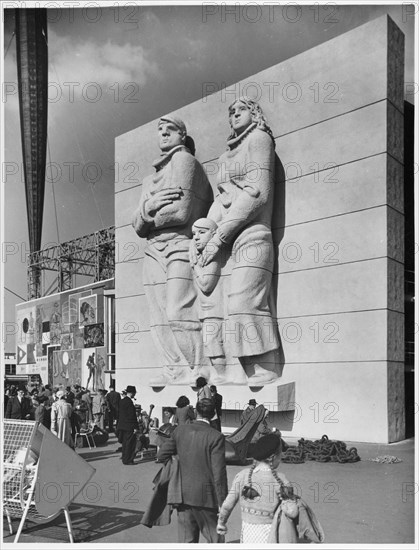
[216,130,275,244]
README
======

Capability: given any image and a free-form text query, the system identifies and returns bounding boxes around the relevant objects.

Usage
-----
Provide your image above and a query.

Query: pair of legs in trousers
[120,430,136,464]
[177,505,224,543]
[108,409,117,432]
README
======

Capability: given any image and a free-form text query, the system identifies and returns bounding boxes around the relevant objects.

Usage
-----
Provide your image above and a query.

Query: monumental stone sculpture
[200,97,280,384]
[190,218,226,383]
[132,116,213,385]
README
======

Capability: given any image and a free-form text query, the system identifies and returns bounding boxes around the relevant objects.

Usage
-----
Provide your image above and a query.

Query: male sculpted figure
[133,116,213,385]
[190,218,226,384]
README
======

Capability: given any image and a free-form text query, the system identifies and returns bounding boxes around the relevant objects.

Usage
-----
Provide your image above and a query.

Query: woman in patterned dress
[217,433,297,543]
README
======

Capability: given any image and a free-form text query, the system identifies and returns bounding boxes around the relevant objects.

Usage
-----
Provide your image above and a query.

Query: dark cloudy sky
[1,2,416,351]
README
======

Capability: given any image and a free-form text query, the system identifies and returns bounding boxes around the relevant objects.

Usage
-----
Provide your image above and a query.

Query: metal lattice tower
[27,226,115,299]
[16,9,49,300]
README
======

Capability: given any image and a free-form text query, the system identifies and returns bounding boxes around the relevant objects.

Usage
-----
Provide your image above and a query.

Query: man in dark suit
[106,385,121,432]
[116,385,139,465]
[5,388,33,419]
[210,385,223,432]
[158,398,228,543]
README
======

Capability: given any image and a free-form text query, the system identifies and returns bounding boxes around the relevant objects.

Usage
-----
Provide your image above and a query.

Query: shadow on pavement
[3,503,143,543]
[76,450,119,462]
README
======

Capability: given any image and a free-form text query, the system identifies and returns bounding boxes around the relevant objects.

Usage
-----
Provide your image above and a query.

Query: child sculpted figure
[190,218,227,384]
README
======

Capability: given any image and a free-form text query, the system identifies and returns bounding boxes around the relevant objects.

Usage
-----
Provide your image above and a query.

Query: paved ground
[3,433,416,546]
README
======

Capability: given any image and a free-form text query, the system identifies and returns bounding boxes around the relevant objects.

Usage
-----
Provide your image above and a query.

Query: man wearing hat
[116,386,139,465]
[133,115,213,385]
[240,399,257,425]
[5,387,32,420]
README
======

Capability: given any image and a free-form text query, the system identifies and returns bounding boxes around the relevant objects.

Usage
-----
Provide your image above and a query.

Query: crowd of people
[115,379,224,465]
[4,382,118,450]
[2,377,225,455]
[144,392,321,544]
[4,376,320,544]
[3,376,280,453]
[122,376,311,544]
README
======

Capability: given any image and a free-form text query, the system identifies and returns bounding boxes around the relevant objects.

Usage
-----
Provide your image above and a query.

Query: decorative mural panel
[60,333,74,350]
[16,343,36,365]
[36,342,43,358]
[27,344,35,364]
[95,347,106,391]
[61,298,70,326]
[80,347,106,391]
[68,290,91,325]
[52,349,82,388]
[16,306,36,346]
[47,345,60,386]
[79,295,97,327]
[84,324,104,348]
[81,349,94,390]
[49,301,63,345]
[35,305,43,347]
[35,356,48,382]
[94,288,105,324]
[17,344,27,365]
[16,283,111,388]
[16,364,30,375]
[71,323,85,349]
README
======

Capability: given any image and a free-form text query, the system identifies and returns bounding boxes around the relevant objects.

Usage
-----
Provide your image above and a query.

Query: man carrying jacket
[158,398,228,543]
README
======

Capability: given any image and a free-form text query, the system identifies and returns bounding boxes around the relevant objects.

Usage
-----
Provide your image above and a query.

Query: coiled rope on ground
[281,434,361,464]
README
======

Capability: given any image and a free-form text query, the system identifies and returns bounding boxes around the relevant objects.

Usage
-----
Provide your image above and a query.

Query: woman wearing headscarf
[202,97,280,384]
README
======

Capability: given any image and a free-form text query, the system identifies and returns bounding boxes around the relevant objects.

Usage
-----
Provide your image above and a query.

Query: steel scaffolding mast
[16,8,48,299]
[28,226,115,299]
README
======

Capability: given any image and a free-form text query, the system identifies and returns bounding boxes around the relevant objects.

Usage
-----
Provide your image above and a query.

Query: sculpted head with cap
[158,115,187,153]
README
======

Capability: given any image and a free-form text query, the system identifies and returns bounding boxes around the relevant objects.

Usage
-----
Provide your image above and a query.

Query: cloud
[3,26,160,124]
[137,10,207,71]
[48,29,159,90]
[176,36,208,70]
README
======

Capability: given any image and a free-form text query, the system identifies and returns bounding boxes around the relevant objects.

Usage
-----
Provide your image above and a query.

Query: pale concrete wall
[114,15,405,443]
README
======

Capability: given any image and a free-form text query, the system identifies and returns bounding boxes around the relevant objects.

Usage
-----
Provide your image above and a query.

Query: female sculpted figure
[202,97,280,384]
